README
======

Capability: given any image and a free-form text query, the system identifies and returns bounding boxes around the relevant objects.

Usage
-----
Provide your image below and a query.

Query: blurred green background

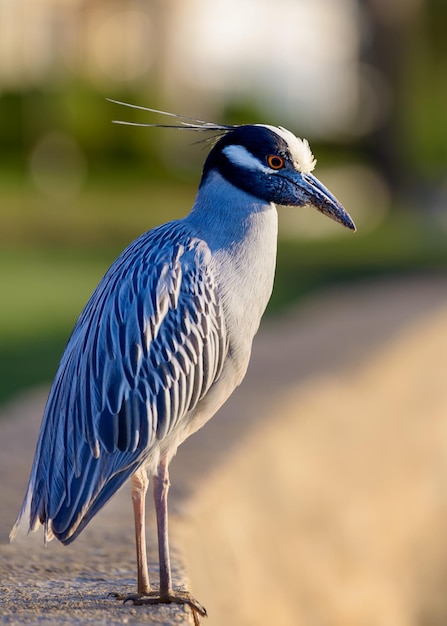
[1,0,447,407]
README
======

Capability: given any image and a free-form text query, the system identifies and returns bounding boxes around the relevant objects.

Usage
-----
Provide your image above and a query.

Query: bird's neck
[187,170,275,251]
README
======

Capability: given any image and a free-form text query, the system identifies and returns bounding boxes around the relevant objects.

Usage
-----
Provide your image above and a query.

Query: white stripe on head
[262,125,317,174]
[222,144,270,173]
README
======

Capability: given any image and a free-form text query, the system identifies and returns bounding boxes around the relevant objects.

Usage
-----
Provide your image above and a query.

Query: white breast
[214,206,277,350]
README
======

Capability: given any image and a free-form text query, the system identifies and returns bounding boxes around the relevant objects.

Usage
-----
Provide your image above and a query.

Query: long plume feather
[107,99,234,132]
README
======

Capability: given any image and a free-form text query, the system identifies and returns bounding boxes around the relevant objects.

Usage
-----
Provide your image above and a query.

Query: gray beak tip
[345,217,357,232]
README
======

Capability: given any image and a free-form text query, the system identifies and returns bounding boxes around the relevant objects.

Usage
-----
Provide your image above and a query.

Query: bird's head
[108,100,355,231]
[201,124,355,231]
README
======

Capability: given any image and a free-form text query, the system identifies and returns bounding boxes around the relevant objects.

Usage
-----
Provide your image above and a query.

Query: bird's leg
[111,469,151,601]
[132,469,151,595]
[153,456,172,595]
[130,456,207,621]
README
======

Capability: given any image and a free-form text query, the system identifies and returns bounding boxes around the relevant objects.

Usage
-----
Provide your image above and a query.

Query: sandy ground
[2,274,447,625]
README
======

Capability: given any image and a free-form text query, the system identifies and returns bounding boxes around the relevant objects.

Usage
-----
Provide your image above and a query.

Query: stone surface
[2,275,447,625]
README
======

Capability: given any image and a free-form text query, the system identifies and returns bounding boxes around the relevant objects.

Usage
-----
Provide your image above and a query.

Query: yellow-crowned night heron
[11,101,355,622]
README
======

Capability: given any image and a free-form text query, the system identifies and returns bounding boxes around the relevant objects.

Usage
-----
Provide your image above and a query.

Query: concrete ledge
[2,276,447,625]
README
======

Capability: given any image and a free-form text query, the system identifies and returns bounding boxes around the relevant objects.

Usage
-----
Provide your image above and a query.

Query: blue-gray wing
[16,221,228,544]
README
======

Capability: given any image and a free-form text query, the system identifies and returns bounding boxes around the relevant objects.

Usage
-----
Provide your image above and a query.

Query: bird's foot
[116,589,207,625]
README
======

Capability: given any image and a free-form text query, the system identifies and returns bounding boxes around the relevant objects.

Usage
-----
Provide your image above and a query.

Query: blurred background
[1,0,446,406]
[1,2,447,624]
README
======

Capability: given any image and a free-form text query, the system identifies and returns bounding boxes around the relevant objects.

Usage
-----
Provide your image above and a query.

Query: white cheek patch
[223,144,270,174]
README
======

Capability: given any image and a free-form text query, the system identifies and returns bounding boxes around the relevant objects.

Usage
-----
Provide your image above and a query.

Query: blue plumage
[22,221,227,543]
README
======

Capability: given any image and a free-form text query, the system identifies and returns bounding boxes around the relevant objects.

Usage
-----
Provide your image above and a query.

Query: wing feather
[14,221,228,544]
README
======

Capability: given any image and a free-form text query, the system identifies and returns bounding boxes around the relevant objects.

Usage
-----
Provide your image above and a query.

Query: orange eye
[267,155,285,170]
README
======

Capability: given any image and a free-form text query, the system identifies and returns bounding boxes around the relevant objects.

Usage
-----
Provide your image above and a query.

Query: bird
[11,101,355,622]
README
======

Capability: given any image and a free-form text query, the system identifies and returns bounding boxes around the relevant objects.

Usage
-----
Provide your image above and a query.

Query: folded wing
[13,221,227,544]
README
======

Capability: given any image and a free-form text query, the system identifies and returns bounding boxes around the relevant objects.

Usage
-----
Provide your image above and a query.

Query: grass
[0,247,107,404]
[1,178,446,407]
